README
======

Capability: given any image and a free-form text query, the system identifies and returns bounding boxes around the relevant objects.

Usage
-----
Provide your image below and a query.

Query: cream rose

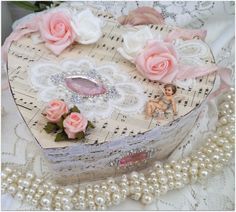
[39,9,75,55]
[71,9,103,44]
[44,100,69,123]
[135,40,178,83]
[117,26,155,62]
[63,112,88,139]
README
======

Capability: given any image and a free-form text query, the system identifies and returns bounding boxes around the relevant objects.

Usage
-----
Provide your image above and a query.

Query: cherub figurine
[146,84,177,119]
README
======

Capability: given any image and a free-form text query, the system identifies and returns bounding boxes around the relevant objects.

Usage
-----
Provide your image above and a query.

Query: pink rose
[44,100,68,123]
[63,112,88,139]
[39,10,75,55]
[135,40,178,83]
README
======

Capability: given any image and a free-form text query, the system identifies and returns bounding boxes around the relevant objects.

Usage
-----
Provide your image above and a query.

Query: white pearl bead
[34,193,41,200]
[134,186,141,193]
[199,169,208,179]
[61,196,71,205]
[15,191,25,201]
[165,168,173,175]
[95,194,105,206]
[7,177,13,184]
[142,188,150,194]
[63,203,73,211]
[97,205,106,210]
[219,117,228,125]
[64,186,75,197]
[153,161,163,169]
[159,176,168,184]
[214,163,223,171]
[224,152,232,159]
[1,171,8,179]
[107,177,115,185]
[174,172,182,181]
[1,182,8,189]
[151,177,158,183]
[216,138,226,146]
[7,183,16,194]
[4,167,12,174]
[160,185,168,194]
[168,181,175,190]
[26,171,35,180]
[130,192,141,200]
[141,194,153,204]
[189,167,198,175]
[182,166,189,172]
[55,202,61,208]
[223,143,233,152]
[29,188,36,195]
[40,195,52,207]
[175,181,184,189]
[32,198,38,206]
[211,154,220,163]
[112,192,121,204]
[130,172,139,180]
[21,179,31,188]
[75,202,86,210]
[88,193,94,200]
[37,187,45,195]
[79,188,86,196]
[212,135,220,142]
[167,174,174,181]
[173,164,182,172]
[156,169,165,175]
[153,183,160,190]
[31,183,39,190]
[199,162,206,169]
[26,194,33,203]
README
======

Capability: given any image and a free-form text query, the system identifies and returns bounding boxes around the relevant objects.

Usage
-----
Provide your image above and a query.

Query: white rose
[71,9,103,44]
[117,26,154,63]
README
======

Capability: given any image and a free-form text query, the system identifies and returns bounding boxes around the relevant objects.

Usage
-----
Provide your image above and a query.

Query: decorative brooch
[43,100,94,142]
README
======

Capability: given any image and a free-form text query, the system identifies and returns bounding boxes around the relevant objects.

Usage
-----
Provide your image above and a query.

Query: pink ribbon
[176,63,218,80]
[165,28,207,42]
[2,15,39,63]
[208,67,232,99]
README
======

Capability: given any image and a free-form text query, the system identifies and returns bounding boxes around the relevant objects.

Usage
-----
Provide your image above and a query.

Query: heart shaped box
[7,9,216,185]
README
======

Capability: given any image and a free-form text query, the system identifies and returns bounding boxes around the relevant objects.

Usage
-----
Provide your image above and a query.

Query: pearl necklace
[1,89,235,211]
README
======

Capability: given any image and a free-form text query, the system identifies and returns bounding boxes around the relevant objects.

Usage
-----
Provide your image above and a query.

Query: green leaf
[55,131,68,142]
[44,122,59,133]
[87,121,95,129]
[10,1,39,11]
[75,131,85,140]
[70,106,80,113]
[56,118,64,129]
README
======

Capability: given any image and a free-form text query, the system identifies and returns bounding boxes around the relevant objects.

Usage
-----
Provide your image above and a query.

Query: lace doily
[29,59,147,120]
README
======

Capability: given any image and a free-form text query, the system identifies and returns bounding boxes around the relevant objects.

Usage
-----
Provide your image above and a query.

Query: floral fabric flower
[39,9,75,55]
[117,26,155,62]
[135,40,178,83]
[44,100,68,123]
[71,9,103,44]
[63,112,88,139]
